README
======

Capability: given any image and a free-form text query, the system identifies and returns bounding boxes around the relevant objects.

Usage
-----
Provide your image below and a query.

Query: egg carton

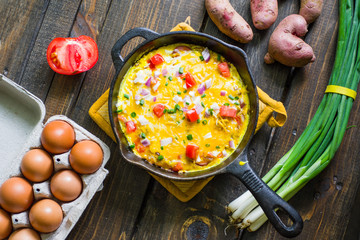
[0,74,110,239]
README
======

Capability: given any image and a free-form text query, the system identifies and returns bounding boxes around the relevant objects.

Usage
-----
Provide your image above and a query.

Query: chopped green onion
[197,119,200,123]
[228,95,235,100]
[187,134,193,140]
[124,94,130,99]
[209,108,214,115]
[157,155,164,161]
[177,91,181,95]
[217,54,221,61]
[205,144,210,147]
[175,104,181,111]
[182,78,186,80]
[165,82,169,86]
[131,112,136,118]
[175,136,178,140]
[161,146,164,150]
[216,146,220,149]
[117,109,123,113]
[200,56,204,61]
[179,67,184,74]
[186,102,190,105]
[168,109,175,114]
[168,76,173,81]
[163,109,167,114]
[224,103,230,106]
[234,102,240,105]
[201,102,205,108]
[235,96,239,100]
[140,99,144,106]
[183,90,187,93]
[202,120,207,125]
[130,144,135,149]
[176,121,180,124]
[201,94,206,98]
[140,133,146,139]
[182,116,185,120]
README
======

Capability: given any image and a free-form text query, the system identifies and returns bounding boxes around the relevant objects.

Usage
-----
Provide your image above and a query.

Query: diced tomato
[147,59,155,70]
[150,54,165,66]
[185,108,200,122]
[153,103,165,117]
[172,162,183,172]
[235,116,243,125]
[218,62,230,77]
[220,106,237,118]
[185,72,196,88]
[46,35,98,75]
[186,144,199,159]
[136,143,146,153]
[118,115,127,122]
[125,120,137,133]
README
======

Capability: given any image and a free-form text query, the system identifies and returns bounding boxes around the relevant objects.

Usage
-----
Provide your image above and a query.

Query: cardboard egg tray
[0,74,110,239]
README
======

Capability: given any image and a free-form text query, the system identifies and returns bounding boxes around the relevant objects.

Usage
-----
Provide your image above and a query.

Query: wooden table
[1,0,360,239]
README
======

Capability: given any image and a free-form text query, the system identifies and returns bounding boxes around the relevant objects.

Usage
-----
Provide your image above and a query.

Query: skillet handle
[111,27,160,71]
[227,155,303,238]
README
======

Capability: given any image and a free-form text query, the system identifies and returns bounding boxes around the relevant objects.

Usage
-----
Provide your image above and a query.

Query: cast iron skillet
[108,27,303,238]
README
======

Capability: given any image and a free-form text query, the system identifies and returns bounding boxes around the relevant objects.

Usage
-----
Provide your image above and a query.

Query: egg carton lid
[0,74,111,239]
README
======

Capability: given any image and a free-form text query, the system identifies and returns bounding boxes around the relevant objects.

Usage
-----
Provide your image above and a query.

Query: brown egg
[69,140,103,174]
[29,199,63,233]
[8,228,41,240]
[41,120,75,154]
[0,208,12,239]
[0,177,34,213]
[50,170,82,202]
[21,149,54,182]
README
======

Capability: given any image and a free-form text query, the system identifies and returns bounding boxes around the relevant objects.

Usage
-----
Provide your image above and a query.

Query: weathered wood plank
[0,0,49,82]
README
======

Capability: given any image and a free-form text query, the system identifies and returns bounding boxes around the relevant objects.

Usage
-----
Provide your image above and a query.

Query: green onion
[228,95,235,100]
[201,94,206,98]
[124,94,130,99]
[157,155,164,161]
[200,56,204,61]
[140,99,145,106]
[205,144,210,147]
[163,109,167,114]
[202,120,207,125]
[117,109,123,113]
[183,90,187,93]
[234,102,240,105]
[186,102,190,105]
[131,112,136,118]
[182,116,185,120]
[175,104,181,111]
[130,144,135,149]
[168,76,173,81]
[209,109,214,115]
[187,134,193,140]
[140,133,146,139]
[168,109,175,114]
[216,146,220,149]
[179,67,184,74]
[227,0,360,231]
[201,102,205,108]
[217,54,221,61]
[177,91,181,95]
[224,103,230,106]
[165,82,169,86]
[161,146,164,150]
[235,96,239,100]
[182,78,186,80]
[197,119,200,123]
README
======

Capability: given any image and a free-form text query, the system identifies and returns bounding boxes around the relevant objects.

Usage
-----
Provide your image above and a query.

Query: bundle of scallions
[227,0,360,232]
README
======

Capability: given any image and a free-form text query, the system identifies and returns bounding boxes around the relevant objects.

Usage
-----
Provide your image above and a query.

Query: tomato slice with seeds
[218,62,230,77]
[150,54,165,66]
[185,72,196,88]
[46,35,98,75]
[186,144,199,159]
[172,162,184,172]
[153,103,165,117]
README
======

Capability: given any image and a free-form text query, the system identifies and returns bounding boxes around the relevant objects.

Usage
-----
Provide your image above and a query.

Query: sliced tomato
[185,109,200,122]
[218,62,230,77]
[46,35,98,75]
[125,120,137,133]
[186,144,199,159]
[150,54,165,66]
[153,103,165,117]
[220,106,237,118]
[172,162,184,172]
[185,72,196,88]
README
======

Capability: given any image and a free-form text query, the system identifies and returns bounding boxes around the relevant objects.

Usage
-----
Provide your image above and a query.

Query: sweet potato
[251,0,278,30]
[299,0,324,24]
[205,0,253,43]
[264,14,316,67]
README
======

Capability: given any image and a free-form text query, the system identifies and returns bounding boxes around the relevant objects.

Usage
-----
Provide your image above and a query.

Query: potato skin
[205,0,253,43]
[251,0,278,30]
[264,14,315,67]
[299,0,324,24]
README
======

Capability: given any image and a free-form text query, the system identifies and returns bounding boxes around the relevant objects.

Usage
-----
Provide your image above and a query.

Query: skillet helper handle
[228,157,303,238]
[111,27,160,71]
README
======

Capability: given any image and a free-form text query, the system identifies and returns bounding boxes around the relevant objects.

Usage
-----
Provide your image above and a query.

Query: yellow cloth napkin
[88,20,287,202]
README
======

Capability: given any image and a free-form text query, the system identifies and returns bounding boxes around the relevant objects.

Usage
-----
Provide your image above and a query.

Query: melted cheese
[117,44,250,173]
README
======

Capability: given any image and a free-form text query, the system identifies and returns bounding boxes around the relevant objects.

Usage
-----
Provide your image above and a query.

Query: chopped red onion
[162,68,168,76]
[205,79,212,89]
[141,138,150,147]
[182,107,188,112]
[229,140,235,149]
[195,104,204,114]
[154,71,160,78]
[145,77,152,87]
[202,48,210,62]
[135,95,141,100]
[220,90,227,96]
[153,97,157,102]
[222,150,228,157]
[140,88,150,96]
[160,137,173,146]
[197,83,205,94]
[175,71,181,77]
